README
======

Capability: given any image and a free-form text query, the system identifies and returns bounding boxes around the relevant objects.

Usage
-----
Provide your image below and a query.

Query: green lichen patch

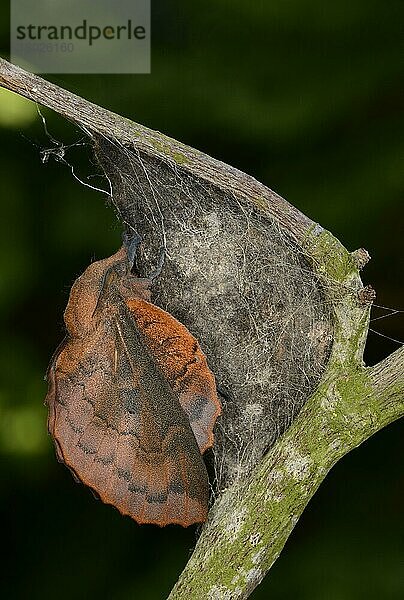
[303,225,356,283]
[149,137,190,165]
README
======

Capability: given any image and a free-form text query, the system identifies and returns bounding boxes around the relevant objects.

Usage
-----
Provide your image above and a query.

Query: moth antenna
[217,386,232,404]
[122,232,164,280]
[123,231,142,270]
[147,246,166,282]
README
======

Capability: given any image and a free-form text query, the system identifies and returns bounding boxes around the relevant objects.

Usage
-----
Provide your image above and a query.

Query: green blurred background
[1,2,403,598]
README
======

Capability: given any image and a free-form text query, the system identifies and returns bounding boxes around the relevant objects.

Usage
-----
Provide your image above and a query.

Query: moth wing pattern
[46,249,215,527]
[126,297,221,453]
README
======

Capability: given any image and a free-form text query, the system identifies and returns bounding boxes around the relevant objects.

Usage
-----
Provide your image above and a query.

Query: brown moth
[46,243,221,526]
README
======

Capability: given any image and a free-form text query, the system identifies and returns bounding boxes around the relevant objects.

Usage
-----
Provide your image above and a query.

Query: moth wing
[126,298,221,453]
[46,324,208,527]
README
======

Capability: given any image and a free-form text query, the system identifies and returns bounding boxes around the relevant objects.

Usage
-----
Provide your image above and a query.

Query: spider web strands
[91,131,334,490]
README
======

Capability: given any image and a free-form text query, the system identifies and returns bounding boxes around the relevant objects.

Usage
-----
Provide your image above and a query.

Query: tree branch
[0,58,312,242]
[168,298,404,599]
[369,346,404,421]
[1,58,402,599]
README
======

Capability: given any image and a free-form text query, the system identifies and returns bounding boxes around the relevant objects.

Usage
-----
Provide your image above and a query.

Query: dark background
[1,2,403,598]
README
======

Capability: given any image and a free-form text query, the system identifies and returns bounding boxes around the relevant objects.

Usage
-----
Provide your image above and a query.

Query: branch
[370,345,404,415]
[1,58,402,599]
[0,57,312,242]
[169,346,404,599]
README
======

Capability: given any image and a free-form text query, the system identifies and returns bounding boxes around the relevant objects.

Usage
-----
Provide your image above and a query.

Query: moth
[46,240,221,526]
